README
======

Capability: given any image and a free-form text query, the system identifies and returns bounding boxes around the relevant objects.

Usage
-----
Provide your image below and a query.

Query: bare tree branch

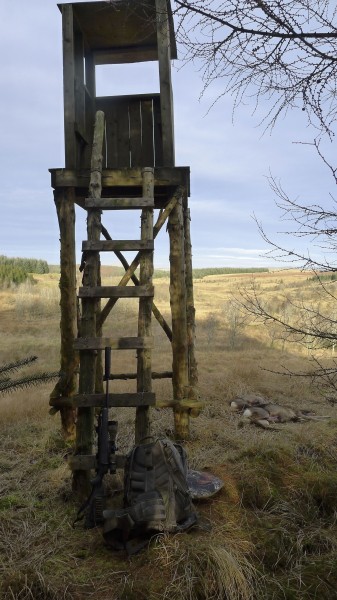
[174,0,337,133]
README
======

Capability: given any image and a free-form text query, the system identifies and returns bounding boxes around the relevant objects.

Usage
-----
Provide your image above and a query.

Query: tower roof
[58,0,177,64]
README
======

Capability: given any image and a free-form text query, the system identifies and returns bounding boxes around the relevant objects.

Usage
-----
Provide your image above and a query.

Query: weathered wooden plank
[83,49,95,169]
[94,46,158,65]
[85,197,154,209]
[97,93,161,104]
[74,27,85,146]
[82,240,154,252]
[104,100,118,168]
[153,97,163,166]
[141,99,155,167]
[84,50,96,97]
[116,101,130,168]
[129,99,142,167]
[73,392,156,408]
[74,336,153,350]
[78,285,154,298]
[68,454,126,471]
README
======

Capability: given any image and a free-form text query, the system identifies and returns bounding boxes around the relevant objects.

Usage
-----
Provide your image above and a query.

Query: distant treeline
[192,267,269,278]
[153,267,269,279]
[0,255,49,288]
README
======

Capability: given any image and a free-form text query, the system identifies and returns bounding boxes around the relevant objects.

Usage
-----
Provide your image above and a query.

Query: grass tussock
[152,530,257,600]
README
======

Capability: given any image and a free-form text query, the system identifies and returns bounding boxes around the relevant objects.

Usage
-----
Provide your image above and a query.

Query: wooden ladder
[71,112,156,482]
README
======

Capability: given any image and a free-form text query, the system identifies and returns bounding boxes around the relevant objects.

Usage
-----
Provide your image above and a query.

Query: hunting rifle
[74,346,118,528]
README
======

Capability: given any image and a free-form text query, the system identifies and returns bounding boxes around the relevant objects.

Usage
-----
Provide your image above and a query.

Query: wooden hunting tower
[49,0,200,492]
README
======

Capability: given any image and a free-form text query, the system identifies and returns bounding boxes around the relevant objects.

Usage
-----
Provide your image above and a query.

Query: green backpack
[103,437,198,554]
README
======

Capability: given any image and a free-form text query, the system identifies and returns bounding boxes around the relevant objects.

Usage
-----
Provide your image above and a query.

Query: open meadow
[1,268,337,599]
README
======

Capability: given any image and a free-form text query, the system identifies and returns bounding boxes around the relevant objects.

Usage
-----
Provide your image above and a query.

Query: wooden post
[156,0,175,165]
[184,204,199,415]
[168,191,190,439]
[135,168,154,443]
[73,111,104,495]
[62,5,77,169]
[50,187,78,440]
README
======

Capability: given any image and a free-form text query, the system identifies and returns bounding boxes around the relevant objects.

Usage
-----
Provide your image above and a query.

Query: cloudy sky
[1,0,335,268]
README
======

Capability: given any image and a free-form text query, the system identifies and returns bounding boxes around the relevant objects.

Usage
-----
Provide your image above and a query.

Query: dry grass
[152,531,257,600]
[1,269,337,599]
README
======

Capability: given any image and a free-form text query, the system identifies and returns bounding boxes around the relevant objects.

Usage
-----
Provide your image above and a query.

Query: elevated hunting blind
[49,0,200,493]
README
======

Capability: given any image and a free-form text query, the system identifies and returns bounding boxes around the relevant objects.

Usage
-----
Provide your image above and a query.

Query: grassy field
[1,268,337,599]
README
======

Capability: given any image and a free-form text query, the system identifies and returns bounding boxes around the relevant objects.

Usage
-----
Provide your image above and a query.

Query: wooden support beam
[184,204,200,417]
[93,45,158,65]
[156,0,175,166]
[50,167,190,192]
[168,194,190,439]
[85,197,154,210]
[62,5,77,168]
[50,187,78,440]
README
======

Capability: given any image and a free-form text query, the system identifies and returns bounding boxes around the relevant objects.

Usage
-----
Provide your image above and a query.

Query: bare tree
[174,0,337,397]
[222,300,248,349]
[174,0,337,134]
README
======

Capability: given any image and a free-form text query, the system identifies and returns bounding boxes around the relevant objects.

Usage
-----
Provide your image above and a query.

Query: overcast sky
[1,0,335,269]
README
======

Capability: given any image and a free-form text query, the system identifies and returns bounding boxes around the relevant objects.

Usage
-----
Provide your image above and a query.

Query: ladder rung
[74,336,153,350]
[73,392,156,408]
[68,454,126,471]
[82,240,153,252]
[85,197,154,210]
[78,285,154,298]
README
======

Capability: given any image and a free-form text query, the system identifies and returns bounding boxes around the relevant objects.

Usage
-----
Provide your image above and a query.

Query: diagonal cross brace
[96,186,183,336]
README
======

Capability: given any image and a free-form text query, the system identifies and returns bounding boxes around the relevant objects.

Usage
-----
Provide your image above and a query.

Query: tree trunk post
[73,111,104,496]
[50,187,78,441]
[136,167,154,443]
[184,203,199,415]
[168,191,190,439]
